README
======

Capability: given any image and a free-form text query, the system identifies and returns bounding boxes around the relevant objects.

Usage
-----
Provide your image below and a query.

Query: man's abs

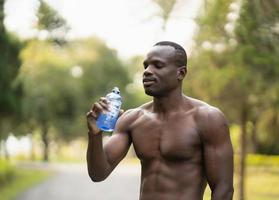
[139,158,207,200]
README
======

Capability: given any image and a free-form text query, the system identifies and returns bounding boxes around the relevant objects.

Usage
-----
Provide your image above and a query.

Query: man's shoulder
[186,96,227,130]
[186,96,224,118]
[116,102,152,131]
[187,97,229,140]
[120,101,152,121]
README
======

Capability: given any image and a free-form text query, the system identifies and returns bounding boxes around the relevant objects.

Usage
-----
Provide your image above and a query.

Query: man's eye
[143,62,148,69]
[155,62,163,68]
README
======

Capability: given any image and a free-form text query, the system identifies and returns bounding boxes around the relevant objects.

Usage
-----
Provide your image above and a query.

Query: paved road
[16,162,141,200]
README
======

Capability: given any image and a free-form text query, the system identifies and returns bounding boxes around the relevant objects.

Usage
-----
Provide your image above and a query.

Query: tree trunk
[4,139,10,161]
[41,124,49,162]
[238,107,248,200]
[0,139,3,159]
[251,119,259,153]
[0,139,10,161]
[28,133,36,160]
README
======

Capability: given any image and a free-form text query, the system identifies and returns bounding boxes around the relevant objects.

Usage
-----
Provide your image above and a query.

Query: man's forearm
[86,131,111,182]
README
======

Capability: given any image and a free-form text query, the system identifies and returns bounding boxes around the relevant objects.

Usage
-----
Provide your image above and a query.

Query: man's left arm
[201,107,234,200]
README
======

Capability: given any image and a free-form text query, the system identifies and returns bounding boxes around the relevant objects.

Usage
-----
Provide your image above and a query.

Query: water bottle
[96,87,122,132]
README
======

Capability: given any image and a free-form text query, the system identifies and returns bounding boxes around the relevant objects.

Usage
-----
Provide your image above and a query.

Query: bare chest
[130,113,202,162]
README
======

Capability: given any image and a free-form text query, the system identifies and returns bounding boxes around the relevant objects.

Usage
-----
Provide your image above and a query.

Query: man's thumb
[119,109,124,117]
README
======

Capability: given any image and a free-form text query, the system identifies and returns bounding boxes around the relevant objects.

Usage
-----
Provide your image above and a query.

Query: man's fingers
[99,97,109,111]
[100,97,107,103]
[99,101,109,111]
[119,109,124,116]
[86,110,97,119]
[91,97,108,111]
[89,103,102,119]
[86,111,92,117]
[92,102,103,112]
[90,101,108,119]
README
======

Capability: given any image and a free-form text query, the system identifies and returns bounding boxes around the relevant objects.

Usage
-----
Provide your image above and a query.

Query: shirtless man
[86,41,234,200]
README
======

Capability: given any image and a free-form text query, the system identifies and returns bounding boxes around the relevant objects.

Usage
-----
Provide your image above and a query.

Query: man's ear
[177,66,187,81]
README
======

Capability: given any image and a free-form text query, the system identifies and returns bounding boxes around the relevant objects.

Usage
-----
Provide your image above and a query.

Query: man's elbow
[88,171,108,182]
[212,185,234,200]
[224,186,234,199]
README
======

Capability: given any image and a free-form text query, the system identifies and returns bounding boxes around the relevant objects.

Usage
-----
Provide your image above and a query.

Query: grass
[203,166,279,200]
[0,168,52,200]
[0,160,15,187]
[245,166,279,200]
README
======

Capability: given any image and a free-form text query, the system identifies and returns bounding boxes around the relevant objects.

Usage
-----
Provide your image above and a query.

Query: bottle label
[96,98,121,132]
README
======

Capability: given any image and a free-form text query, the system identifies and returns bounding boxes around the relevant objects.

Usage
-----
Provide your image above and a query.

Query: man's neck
[152,88,185,114]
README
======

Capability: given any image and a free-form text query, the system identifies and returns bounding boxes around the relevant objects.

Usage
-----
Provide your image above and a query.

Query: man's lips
[143,78,156,86]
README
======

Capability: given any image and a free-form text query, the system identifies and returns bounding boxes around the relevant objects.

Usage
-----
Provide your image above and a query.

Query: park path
[16,161,141,200]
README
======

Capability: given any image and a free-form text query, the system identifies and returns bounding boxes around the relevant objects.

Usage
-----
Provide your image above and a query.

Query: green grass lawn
[0,168,52,200]
[203,166,279,200]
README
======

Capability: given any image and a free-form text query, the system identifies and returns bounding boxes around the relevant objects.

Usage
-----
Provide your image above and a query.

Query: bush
[0,160,16,187]
[246,154,279,167]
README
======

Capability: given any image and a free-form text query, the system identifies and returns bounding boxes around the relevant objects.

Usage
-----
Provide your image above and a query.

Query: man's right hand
[86,97,109,135]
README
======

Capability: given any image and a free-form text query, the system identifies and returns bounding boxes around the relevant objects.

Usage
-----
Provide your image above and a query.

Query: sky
[4,0,202,58]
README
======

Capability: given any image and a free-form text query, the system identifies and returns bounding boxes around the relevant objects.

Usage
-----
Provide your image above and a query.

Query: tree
[152,0,178,30]
[0,0,22,159]
[36,0,69,44]
[15,0,71,161]
[235,0,279,156]
[188,0,279,199]
[19,37,132,161]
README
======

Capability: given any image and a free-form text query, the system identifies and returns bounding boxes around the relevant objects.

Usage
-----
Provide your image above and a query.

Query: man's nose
[143,65,153,76]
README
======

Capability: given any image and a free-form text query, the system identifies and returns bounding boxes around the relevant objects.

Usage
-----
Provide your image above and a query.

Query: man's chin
[144,88,155,96]
[144,88,163,97]
[144,87,168,97]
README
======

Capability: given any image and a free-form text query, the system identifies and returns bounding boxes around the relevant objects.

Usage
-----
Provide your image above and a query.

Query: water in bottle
[96,87,122,132]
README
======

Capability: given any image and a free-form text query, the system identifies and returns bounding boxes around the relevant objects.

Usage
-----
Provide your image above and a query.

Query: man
[86,41,234,200]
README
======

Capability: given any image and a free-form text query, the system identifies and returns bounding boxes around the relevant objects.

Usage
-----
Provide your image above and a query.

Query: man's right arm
[86,98,132,182]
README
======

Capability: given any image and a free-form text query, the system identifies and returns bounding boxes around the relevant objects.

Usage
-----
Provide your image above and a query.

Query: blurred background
[0,0,278,200]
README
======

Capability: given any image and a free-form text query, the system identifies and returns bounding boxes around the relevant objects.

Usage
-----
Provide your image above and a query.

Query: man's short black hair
[154,41,187,67]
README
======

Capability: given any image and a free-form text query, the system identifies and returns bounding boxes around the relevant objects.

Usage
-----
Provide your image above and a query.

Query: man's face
[142,45,180,97]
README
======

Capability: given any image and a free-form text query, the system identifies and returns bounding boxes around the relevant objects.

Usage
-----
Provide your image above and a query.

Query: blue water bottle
[96,87,122,132]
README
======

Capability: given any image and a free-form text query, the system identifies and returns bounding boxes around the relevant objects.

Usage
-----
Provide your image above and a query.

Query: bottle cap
[112,87,120,94]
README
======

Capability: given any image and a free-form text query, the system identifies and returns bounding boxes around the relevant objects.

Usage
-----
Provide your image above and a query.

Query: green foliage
[257,108,279,154]
[37,0,67,32]
[0,0,22,141]
[36,0,69,44]
[235,0,279,81]
[0,0,4,31]
[191,2,279,198]
[18,40,79,140]
[0,159,15,187]
[18,37,133,144]
[197,0,232,42]
[246,154,279,167]
[65,37,134,110]
[189,0,279,154]
[234,0,279,153]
